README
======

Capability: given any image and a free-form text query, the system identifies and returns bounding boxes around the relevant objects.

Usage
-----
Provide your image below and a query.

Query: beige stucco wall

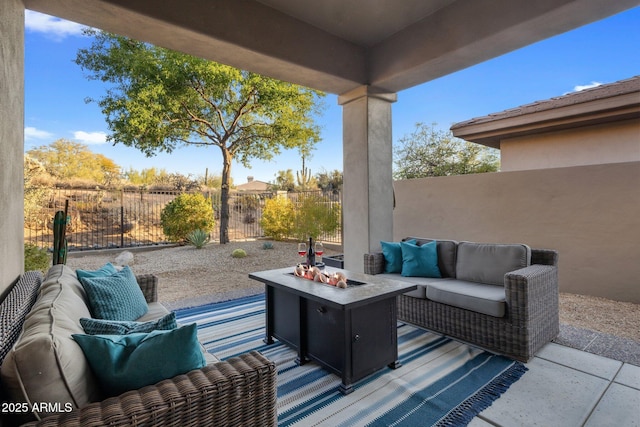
[500,119,640,171]
[393,161,640,303]
[0,0,25,294]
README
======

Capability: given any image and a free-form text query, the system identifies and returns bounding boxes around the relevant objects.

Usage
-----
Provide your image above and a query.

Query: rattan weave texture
[365,244,559,362]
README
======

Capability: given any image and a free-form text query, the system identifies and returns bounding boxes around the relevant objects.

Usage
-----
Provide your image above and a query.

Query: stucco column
[339,86,397,272]
[0,0,26,292]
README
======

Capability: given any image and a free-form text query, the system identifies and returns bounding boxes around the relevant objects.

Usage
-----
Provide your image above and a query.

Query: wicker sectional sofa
[0,265,276,426]
[364,237,559,362]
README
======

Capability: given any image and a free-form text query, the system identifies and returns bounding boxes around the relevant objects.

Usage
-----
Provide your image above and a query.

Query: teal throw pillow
[381,239,416,273]
[76,263,118,280]
[79,266,148,321]
[401,240,442,278]
[80,312,177,335]
[72,323,206,396]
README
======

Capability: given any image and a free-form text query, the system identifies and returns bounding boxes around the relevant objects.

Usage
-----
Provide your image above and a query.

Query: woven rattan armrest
[135,274,158,303]
[504,264,559,327]
[363,252,385,275]
[25,350,277,427]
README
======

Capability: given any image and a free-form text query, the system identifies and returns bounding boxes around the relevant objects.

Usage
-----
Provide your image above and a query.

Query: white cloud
[25,10,86,41]
[574,81,602,92]
[24,126,53,141]
[73,131,107,145]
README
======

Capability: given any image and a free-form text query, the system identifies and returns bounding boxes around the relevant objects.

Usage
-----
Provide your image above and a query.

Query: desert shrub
[186,229,210,249]
[160,193,215,242]
[260,197,294,241]
[291,193,341,241]
[25,244,50,273]
[262,241,274,250]
[231,248,247,258]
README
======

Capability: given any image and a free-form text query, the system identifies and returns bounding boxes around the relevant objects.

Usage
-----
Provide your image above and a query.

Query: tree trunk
[219,148,232,244]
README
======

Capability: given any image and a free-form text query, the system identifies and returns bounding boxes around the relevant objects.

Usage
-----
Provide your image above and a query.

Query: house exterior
[235,177,271,192]
[450,76,640,171]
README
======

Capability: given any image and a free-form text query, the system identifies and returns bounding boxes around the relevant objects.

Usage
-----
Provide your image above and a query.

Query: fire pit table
[249,266,416,394]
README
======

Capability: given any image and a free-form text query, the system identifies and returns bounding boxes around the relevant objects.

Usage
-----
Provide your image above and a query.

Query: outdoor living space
[2,1,640,425]
[64,241,640,426]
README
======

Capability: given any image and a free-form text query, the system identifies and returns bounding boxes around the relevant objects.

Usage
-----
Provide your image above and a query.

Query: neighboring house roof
[451,75,640,148]
[236,179,270,192]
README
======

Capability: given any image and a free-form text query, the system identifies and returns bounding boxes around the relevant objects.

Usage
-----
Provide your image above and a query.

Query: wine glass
[297,242,307,263]
[315,241,324,258]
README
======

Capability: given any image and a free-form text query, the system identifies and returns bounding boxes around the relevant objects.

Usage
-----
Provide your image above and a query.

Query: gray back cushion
[456,242,531,286]
[404,237,458,278]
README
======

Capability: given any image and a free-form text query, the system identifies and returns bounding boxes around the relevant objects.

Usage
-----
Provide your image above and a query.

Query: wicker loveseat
[0,265,276,427]
[364,237,559,362]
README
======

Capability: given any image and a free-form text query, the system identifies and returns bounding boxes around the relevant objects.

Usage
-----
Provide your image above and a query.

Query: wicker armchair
[24,351,277,427]
[0,271,277,427]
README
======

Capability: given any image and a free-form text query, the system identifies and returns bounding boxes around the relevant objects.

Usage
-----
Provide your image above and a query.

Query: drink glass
[315,241,324,258]
[297,242,307,262]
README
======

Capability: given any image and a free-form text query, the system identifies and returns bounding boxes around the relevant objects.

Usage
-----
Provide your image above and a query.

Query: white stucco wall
[500,119,640,171]
[0,0,25,294]
[392,162,640,303]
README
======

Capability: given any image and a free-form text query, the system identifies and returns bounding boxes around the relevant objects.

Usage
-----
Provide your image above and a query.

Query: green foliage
[393,123,500,179]
[271,169,296,192]
[160,193,215,242]
[316,169,343,193]
[231,248,247,258]
[24,244,50,273]
[24,155,53,227]
[27,139,121,186]
[262,241,274,250]
[76,29,324,243]
[186,229,210,249]
[291,193,340,241]
[260,197,294,241]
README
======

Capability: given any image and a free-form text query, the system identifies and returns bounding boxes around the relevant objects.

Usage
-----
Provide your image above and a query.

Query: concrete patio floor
[470,342,640,427]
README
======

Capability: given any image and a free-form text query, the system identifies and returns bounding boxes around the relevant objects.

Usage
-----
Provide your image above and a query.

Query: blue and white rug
[175,294,527,427]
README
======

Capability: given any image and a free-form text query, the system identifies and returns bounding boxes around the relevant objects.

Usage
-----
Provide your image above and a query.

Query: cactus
[296,156,312,190]
[231,248,247,258]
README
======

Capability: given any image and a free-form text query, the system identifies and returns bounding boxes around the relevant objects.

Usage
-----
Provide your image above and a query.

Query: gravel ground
[66,241,639,343]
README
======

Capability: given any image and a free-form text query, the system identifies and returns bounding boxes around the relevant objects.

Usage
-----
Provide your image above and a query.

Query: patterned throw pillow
[79,266,148,321]
[76,263,118,280]
[80,312,177,335]
[72,324,206,396]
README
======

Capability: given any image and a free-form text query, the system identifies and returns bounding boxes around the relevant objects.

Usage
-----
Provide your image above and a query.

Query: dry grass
[67,241,639,342]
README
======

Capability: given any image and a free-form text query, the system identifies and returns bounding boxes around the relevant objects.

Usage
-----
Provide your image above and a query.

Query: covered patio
[1,0,639,425]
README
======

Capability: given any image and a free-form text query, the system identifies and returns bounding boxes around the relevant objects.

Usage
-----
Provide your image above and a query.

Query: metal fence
[24,187,342,251]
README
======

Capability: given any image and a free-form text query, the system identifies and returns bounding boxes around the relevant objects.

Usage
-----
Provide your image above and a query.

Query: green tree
[27,139,121,186]
[271,169,296,192]
[393,123,499,179]
[316,169,343,193]
[76,30,325,243]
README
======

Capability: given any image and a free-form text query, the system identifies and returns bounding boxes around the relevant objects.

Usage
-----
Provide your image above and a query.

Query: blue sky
[24,7,640,185]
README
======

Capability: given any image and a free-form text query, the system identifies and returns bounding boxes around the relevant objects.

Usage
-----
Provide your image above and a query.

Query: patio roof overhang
[22,0,640,95]
[451,76,640,148]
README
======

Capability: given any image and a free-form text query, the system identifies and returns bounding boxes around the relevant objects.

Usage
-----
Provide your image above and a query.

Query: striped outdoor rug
[175,294,527,427]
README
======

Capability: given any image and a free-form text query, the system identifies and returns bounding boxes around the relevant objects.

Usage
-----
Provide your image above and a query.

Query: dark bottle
[306,236,316,267]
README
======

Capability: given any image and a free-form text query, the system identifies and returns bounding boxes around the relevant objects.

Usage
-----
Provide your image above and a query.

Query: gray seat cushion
[456,242,531,286]
[376,274,452,299]
[426,280,506,317]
